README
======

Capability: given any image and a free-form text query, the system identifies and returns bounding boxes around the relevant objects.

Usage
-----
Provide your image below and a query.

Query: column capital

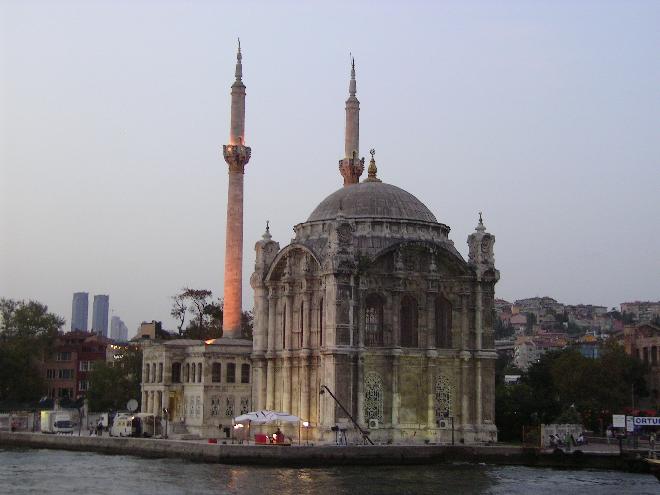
[223,144,251,173]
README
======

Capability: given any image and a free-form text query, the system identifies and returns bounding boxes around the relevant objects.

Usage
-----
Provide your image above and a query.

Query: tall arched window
[171,362,181,383]
[191,363,196,383]
[145,364,150,383]
[319,298,324,347]
[152,363,157,383]
[436,295,453,348]
[400,295,418,347]
[158,363,163,382]
[365,294,384,346]
[197,363,203,383]
[185,363,190,382]
[211,362,221,382]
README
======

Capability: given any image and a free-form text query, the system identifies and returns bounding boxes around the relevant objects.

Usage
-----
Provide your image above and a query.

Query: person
[96,420,103,437]
[606,428,612,445]
[274,427,283,443]
[650,431,656,458]
[577,432,585,446]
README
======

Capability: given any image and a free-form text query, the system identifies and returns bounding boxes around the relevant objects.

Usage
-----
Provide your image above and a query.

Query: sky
[1,0,658,336]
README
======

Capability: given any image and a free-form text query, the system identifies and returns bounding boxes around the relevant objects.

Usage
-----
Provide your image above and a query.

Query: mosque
[141,44,499,444]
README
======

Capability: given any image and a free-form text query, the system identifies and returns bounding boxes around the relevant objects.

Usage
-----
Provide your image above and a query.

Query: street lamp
[162,408,169,438]
[302,421,310,446]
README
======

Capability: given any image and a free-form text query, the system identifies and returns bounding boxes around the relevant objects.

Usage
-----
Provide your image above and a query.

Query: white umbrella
[234,410,300,424]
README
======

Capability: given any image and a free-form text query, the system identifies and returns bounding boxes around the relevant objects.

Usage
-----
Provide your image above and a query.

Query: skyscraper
[71,292,88,331]
[92,295,109,337]
[110,315,129,342]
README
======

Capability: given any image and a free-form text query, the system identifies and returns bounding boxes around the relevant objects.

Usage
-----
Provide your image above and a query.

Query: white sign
[626,416,634,432]
[612,414,626,428]
[633,417,660,426]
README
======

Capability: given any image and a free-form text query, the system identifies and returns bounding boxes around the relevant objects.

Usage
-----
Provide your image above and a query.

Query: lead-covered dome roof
[307,181,437,223]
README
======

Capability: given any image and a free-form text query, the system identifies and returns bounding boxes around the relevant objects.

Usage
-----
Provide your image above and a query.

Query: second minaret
[222,40,251,338]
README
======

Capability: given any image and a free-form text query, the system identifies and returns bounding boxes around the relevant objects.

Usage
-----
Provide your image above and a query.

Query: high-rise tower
[338,58,364,186]
[92,294,109,337]
[222,40,251,338]
[71,292,88,332]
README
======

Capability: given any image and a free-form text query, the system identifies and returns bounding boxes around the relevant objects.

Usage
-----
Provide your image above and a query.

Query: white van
[109,414,136,437]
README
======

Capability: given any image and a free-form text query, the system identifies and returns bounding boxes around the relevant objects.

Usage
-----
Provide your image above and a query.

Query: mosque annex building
[141,45,500,444]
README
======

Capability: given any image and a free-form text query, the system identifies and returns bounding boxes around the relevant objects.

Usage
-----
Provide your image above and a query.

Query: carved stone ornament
[337,223,353,245]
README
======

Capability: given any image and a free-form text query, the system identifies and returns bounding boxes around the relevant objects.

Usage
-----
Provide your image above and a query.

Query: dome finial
[262,220,272,240]
[476,211,486,232]
[364,148,382,182]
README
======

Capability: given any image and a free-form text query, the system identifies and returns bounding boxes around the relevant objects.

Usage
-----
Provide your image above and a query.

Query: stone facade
[141,338,252,438]
[250,185,499,443]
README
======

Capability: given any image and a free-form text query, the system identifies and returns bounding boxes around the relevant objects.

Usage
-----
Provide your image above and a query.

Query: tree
[88,345,142,411]
[0,299,64,405]
[170,288,214,336]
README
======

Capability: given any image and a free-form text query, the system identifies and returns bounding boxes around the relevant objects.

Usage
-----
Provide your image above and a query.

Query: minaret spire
[222,40,251,338]
[339,56,364,186]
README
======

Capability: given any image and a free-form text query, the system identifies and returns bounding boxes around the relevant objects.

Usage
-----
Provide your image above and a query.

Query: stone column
[266,359,275,410]
[427,362,436,428]
[300,357,310,422]
[285,291,294,350]
[426,293,436,348]
[391,354,400,427]
[283,359,292,413]
[461,358,469,428]
[267,290,277,352]
[356,354,365,426]
[303,291,312,348]
[475,285,483,351]
[475,360,482,430]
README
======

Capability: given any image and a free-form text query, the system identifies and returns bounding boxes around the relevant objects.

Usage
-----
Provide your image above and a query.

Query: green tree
[0,299,64,405]
[88,345,142,411]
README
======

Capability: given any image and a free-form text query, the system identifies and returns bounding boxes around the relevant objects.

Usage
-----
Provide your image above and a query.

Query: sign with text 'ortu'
[633,417,660,426]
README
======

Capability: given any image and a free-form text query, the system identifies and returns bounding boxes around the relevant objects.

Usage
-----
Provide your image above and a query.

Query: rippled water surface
[0,447,657,495]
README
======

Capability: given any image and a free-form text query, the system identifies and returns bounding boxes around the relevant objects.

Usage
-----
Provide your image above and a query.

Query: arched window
[436,295,453,348]
[191,363,196,383]
[152,363,157,383]
[319,298,324,347]
[365,294,384,346]
[227,363,236,383]
[364,372,384,423]
[171,362,181,383]
[282,304,287,350]
[241,363,250,383]
[185,363,190,382]
[197,363,203,383]
[400,296,418,347]
[145,364,150,383]
[158,363,163,382]
[212,363,221,383]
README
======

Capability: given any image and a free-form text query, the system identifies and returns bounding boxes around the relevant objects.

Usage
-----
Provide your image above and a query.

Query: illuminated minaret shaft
[338,58,364,186]
[222,40,251,338]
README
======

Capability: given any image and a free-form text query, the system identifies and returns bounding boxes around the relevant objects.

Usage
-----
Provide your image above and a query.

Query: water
[0,447,657,495]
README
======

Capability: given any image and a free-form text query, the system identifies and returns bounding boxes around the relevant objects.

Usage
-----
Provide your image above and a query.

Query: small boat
[644,458,660,481]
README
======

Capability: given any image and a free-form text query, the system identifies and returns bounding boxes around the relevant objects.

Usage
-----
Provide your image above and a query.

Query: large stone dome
[307,181,437,223]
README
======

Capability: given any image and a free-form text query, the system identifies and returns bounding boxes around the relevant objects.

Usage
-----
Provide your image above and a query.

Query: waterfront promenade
[0,431,652,474]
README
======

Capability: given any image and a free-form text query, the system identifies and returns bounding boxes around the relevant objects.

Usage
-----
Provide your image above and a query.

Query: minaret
[222,39,251,339]
[338,58,364,186]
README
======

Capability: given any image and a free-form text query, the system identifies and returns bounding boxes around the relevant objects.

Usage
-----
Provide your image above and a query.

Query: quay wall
[0,432,649,473]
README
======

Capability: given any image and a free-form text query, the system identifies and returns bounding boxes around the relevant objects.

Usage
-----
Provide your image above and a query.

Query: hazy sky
[1,0,658,336]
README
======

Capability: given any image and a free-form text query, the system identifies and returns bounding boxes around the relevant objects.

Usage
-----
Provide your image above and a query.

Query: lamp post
[162,408,169,439]
[303,421,310,446]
